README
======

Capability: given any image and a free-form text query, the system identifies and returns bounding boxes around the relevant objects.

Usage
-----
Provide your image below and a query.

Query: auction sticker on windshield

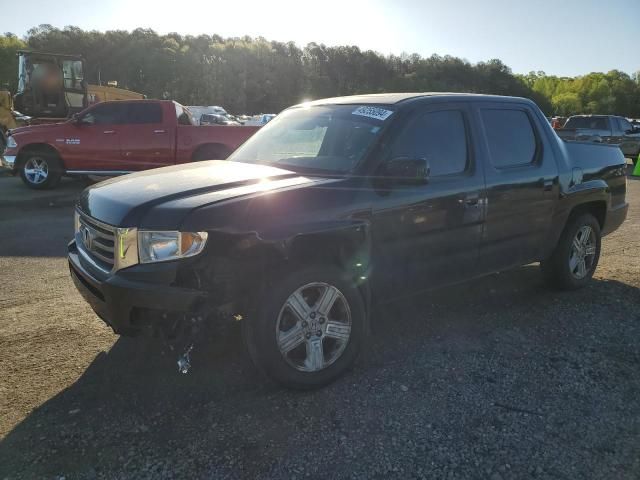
[352,106,393,121]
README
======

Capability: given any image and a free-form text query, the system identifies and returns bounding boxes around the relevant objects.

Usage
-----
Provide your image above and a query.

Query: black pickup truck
[68,93,628,389]
[557,115,640,162]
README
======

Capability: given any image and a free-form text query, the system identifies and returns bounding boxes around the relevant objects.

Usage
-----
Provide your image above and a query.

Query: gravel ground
[1,170,639,479]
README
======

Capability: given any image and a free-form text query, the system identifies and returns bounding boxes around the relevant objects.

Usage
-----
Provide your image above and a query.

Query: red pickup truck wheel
[192,144,231,161]
[19,151,62,190]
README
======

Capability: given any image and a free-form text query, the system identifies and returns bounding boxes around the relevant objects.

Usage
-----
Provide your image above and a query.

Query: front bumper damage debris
[177,344,194,374]
[68,239,240,375]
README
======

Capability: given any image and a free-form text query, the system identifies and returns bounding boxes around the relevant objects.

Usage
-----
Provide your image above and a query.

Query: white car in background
[200,113,241,126]
[187,106,228,125]
[243,114,276,126]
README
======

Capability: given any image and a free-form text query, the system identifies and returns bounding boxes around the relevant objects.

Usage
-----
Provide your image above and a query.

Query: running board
[66,170,133,176]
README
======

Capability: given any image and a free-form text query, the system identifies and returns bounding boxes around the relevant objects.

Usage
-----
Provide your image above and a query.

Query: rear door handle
[103,130,115,134]
[153,129,166,134]
[460,193,481,207]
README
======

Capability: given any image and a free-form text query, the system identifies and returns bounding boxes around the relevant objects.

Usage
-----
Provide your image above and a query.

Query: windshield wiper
[273,162,343,176]
[269,156,348,176]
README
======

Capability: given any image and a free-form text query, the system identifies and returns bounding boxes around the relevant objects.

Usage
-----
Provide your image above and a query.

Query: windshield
[228,104,393,173]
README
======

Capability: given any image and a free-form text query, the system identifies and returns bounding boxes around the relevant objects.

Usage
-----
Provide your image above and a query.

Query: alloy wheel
[275,282,352,372]
[569,225,597,279]
[24,157,49,185]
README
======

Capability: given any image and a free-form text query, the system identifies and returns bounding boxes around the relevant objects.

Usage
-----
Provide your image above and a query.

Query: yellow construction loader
[1,50,144,144]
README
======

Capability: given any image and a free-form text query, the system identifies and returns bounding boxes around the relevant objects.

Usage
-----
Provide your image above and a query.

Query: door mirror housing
[386,157,430,185]
[71,113,90,125]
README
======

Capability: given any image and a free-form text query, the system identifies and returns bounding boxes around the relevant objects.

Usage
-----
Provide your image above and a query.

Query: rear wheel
[19,151,62,189]
[243,266,367,389]
[192,144,231,161]
[541,213,601,290]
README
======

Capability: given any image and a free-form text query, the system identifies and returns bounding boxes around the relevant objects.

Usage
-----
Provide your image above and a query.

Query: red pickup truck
[1,100,260,189]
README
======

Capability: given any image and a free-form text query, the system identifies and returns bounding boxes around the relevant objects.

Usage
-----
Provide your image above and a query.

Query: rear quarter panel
[175,125,260,164]
[548,140,628,244]
[561,140,627,208]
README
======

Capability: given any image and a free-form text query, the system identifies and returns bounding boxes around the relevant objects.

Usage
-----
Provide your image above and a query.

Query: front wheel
[541,213,601,290]
[19,151,62,189]
[243,266,368,389]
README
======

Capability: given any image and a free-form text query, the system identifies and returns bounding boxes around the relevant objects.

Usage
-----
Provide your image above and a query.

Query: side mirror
[386,157,430,185]
[71,113,82,125]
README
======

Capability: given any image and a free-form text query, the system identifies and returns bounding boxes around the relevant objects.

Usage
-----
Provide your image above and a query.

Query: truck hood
[78,161,333,228]
[10,121,69,136]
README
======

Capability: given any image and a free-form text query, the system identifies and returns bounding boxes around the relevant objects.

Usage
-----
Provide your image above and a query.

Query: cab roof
[304,92,531,107]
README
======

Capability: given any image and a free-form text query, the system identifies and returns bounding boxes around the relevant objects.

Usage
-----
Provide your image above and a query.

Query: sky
[2,0,638,77]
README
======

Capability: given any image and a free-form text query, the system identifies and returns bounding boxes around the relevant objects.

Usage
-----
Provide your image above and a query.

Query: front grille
[78,212,116,269]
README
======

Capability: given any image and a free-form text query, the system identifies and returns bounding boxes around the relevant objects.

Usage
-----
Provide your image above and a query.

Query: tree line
[1,25,639,117]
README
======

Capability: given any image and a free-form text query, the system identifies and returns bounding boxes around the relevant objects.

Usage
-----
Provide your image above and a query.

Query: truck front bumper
[68,239,208,336]
[1,155,16,170]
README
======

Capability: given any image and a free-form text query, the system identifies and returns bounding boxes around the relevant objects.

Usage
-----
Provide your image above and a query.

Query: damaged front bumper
[68,239,208,337]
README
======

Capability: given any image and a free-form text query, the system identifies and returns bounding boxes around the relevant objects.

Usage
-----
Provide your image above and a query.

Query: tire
[19,150,63,190]
[541,213,601,290]
[243,265,368,389]
[192,144,231,161]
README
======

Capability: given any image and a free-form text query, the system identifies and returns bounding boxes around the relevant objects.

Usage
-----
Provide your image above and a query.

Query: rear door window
[618,117,633,133]
[390,110,468,176]
[565,116,608,130]
[481,109,537,168]
[126,103,163,124]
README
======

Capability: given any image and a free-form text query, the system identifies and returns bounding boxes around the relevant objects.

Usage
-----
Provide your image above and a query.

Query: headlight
[138,231,208,264]
[6,136,17,148]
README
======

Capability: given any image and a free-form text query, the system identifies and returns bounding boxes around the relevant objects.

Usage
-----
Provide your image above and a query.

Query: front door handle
[103,130,115,134]
[153,129,166,134]
[543,179,554,191]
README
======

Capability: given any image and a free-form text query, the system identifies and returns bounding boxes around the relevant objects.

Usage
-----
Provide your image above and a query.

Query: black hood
[78,161,329,228]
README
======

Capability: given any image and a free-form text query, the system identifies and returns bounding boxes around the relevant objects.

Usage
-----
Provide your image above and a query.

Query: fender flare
[193,221,373,315]
[16,142,65,169]
[543,181,609,258]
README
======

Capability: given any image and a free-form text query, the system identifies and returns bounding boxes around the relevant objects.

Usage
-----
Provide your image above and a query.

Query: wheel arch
[567,200,606,230]
[16,143,65,169]
[543,190,607,260]
[189,224,373,318]
[191,142,232,161]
